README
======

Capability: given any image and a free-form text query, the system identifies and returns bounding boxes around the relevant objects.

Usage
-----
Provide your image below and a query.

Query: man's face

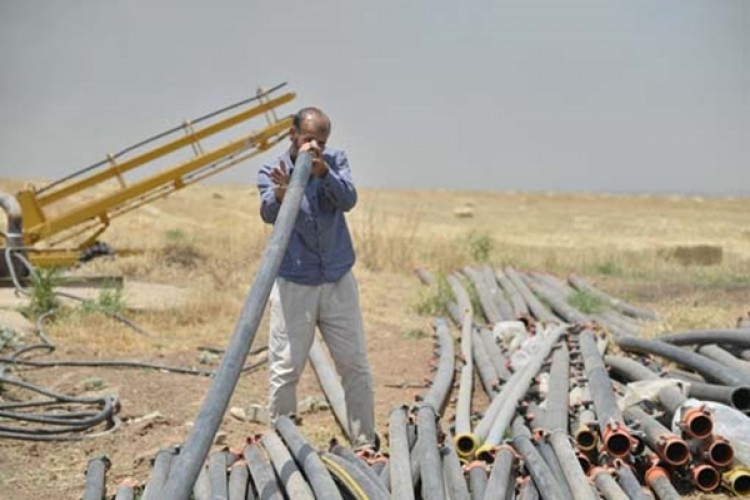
[290,116,330,152]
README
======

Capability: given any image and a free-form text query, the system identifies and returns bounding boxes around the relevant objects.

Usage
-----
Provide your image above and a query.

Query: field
[1,177,749,498]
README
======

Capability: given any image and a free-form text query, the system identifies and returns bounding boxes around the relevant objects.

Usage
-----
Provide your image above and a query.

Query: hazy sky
[1,0,748,194]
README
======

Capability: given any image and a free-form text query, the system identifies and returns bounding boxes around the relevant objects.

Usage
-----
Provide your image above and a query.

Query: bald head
[289,107,331,158]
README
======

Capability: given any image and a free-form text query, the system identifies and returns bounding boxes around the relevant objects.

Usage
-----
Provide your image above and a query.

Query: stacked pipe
[80,266,750,498]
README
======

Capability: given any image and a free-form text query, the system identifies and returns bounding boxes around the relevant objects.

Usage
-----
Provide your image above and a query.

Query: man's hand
[270,161,289,202]
[300,140,329,178]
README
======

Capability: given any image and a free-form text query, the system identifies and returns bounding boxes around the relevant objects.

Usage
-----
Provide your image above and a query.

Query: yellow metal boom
[1,83,295,270]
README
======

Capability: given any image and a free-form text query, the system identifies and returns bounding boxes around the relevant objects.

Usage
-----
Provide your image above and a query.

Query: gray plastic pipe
[658,329,750,348]
[495,269,529,318]
[308,337,351,440]
[568,274,658,321]
[228,461,249,500]
[505,267,557,322]
[161,152,313,499]
[243,441,283,500]
[591,468,629,500]
[448,275,476,457]
[580,330,633,458]
[477,325,566,449]
[617,334,750,386]
[467,462,488,500]
[510,416,567,500]
[463,266,502,323]
[483,446,516,500]
[422,318,456,412]
[472,329,501,397]
[142,447,178,500]
[83,456,110,500]
[387,406,414,500]
[478,327,512,382]
[260,432,314,500]
[416,404,446,500]
[275,415,342,500]
[481,264,514,320]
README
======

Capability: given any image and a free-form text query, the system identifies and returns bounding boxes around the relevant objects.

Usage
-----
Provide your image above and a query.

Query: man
[257,107,377,450]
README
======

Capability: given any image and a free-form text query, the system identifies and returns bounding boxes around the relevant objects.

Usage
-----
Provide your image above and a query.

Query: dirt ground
[0,269,432,499]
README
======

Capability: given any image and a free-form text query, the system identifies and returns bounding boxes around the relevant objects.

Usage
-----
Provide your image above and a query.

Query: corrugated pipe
[161,152,314,499]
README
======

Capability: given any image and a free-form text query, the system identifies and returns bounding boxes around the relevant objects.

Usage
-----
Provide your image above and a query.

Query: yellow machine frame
[1,84,295,268]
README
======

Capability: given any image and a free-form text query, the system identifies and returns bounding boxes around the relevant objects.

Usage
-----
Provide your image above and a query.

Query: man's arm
[258,164,281,223]
[320,151,357,212]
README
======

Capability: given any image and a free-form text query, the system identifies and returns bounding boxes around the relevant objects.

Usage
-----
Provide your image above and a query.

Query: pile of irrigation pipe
[76,265,750,498]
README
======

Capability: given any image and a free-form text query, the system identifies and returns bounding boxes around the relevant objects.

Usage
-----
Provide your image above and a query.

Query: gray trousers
[268,271,376,447]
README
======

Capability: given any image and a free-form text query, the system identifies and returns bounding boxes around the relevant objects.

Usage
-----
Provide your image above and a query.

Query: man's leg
[268,278,319,420]
[318,271,376,448]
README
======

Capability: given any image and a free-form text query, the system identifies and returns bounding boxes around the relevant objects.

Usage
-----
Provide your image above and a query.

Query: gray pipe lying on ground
[275,415,342,500]
[483,446,516,500]
[614,461,650,500]
[261,432,314,500]
[416,404,446,500]
[481,264,514,320]
[466,461,488,500]
[697,344,750,374]
[505,267,557,322]
[463,266,502,323]
[623,406,690,466]
[511,416,568,500]
[243,441,283,500]
[478,327,512,382]
[83,456,110,500]
[568,274,659,321]
[657,329,750,348]
[228,461,249,500]
[309,337,351,440]
[495,269,529,318]
[472,328,500,397]
[580,330,633,458]
[387,406,414,500]
[422,318,456,413]
[161,152,314,499]
[591,468,629,500]
[477,325,566,451]
[142,447,178,500]
[617,334,750,386]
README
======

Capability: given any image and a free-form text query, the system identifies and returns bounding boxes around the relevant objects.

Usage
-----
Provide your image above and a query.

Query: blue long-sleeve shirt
[258,148,357,285]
